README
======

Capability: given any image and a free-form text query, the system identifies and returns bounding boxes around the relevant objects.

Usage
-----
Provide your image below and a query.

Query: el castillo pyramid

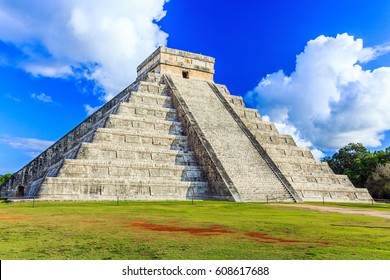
[0,47,373,202]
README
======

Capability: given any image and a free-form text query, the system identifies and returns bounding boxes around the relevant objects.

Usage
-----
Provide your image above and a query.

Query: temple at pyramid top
[137,46,215,81]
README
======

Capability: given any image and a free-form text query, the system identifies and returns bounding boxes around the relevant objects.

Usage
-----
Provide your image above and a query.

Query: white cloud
[247,33,390,152]
[0,0,169,101]
[31,93,53,103]
[0,136,54,151]
[84,104,101,116]
[24,65,73,78]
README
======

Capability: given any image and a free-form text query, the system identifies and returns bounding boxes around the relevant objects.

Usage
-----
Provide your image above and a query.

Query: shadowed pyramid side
[38,74,210,200]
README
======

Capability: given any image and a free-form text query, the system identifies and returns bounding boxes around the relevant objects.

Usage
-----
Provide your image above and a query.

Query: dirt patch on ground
[276,204,390,219]
[129,221,234,236]
[128,220,319,244]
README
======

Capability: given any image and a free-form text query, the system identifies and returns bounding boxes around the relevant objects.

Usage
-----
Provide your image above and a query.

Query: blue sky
[1,0,390,174]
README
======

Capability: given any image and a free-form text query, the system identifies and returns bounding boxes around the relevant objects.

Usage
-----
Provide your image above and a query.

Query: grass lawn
[308,202,390,212]
[0,200,389,260]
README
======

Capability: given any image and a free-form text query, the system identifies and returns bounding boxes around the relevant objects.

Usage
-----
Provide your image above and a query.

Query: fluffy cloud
[0,0,168,101]
[246,33,390,154]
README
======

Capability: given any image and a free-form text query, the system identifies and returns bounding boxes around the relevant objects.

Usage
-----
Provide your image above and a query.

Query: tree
[323,143,369,186]
[0,174,12,185]
[365,163,390,199]
[323,143,390,198]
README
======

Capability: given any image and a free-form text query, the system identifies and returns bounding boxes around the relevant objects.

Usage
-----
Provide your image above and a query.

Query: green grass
[0,200,389,260]
[306,201,390,211]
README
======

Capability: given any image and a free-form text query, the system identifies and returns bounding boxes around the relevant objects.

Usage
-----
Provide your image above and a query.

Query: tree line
[323,143,390,199]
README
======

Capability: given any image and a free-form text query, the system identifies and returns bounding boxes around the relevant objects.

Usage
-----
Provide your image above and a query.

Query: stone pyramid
[0,47,372,202]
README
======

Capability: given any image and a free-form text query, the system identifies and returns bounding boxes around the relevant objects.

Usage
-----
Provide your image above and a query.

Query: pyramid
[0,47,372,202]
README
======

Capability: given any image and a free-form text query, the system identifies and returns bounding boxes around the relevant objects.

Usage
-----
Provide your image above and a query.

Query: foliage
[0,201,389,260]
[365,163,390,199]
[323,143,390,198]
[0,174,11,185]
[323,143,368,176]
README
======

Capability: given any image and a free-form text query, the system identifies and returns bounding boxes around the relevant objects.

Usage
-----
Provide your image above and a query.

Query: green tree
[365,163,390,199]
[323,143,390,198]
[323,143,369,186]
[0,174,12,185]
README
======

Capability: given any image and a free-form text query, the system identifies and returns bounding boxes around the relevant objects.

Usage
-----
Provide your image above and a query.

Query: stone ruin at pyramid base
[0,47,373,203]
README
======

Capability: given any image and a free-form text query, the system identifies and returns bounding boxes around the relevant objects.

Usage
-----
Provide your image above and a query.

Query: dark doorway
[16,186,25,197]
[182,70,189,79]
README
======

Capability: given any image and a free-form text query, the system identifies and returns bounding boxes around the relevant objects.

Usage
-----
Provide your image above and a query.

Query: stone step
[116,102,177,121]
[79,142,186,154]
[93,128,190,151]
[277,162,332,174]
[45,176,209,187]
[108,113,181,127]
[215,84,231,95]
[286,173,353,186]
[268,155,320,164]
[242,120,279,134]
[58,159,205,180]
[41,177,209,200]
[255,133,296,146]
[239,193,294,202]
[262,144,314,159]
[247,130,280,136]
[291,181,356,191]
[238,186,293,194]
[129,91,173,108]
[60,158,202,170]
[225,95,245,107]
[77,143,199,165]
[137,81,167,95]
[105,114,184,135]
[96,127,184,138]
[232,107,261,120]
[298,189,372,202]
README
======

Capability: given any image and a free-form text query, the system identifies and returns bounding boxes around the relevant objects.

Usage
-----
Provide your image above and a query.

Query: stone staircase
[39,74,209,200]
[216,84,372,202]
[167,75,296,202]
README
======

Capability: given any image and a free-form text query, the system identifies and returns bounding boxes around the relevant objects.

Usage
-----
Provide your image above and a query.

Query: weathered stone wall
[0,82,137,197]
